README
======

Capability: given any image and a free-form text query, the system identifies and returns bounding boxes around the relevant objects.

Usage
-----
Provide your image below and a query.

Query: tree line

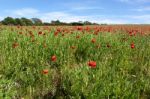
[0,17,102,26]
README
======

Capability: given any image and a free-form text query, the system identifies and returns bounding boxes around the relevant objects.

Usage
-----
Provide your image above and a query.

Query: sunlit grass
[0,26,150,99]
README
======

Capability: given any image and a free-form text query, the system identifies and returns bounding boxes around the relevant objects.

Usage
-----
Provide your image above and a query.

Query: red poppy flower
[17,26,20,28]
[43,33,46,36]
[12,42,19,48]
[94,32,98,35]
[91,38,96,43]
[62,33,65,36]
[131,42,135,49]
[129,31,133,36]
[76,35,80,39]
[107,44,111,48]
[77,27,82,31]
[54,31,58,36]
[38,31,42,35]
[71,46,76,49]
[19,32,23,35]
[42,69,49,74]
[88,61,96,68]
[51,55,57,62]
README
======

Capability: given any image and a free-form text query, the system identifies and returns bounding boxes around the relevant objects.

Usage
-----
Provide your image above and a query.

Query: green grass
[0,26,150,99]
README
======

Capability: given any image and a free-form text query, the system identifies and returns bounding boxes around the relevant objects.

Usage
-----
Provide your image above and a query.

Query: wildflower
[62,33,65,36]
[131,42,135,49]
[129,31,133,36]
[88,61,96,68]
[76,35,80,39]
[107,43,111,48]
[71,46,76,49]
[91,38,96,43]
[51,55,57,62]
[42,69,49,74]
[38,31,42,35]
[77,27,82,31]
[12,42,19,48]
[43,33,46,36]
[19,32,23,35]
[94,31,98,35]
[54,31,58,36]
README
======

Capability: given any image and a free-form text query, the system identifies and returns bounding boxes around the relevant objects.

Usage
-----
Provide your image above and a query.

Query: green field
[0,26,150,99]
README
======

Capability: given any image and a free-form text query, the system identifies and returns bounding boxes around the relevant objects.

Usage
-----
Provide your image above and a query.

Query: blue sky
[0,0,150,24]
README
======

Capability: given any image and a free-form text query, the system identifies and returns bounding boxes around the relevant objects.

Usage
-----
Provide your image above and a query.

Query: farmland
[0,25,150,99]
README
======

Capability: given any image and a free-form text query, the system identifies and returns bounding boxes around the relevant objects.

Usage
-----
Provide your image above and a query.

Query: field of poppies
[0,25,150,99]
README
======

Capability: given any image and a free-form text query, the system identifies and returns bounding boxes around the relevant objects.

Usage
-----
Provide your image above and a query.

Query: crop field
[0,25,150,99]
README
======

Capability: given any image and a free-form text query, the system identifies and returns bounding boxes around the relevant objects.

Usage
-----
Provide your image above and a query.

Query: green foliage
[0,26,150,98]
[15,18,25,26]
[1,17,34,26]
[2,17,16,25]
[31,18,43,26]
[1,17,101,26]
[21,17,33,26]
[70,22,84,26]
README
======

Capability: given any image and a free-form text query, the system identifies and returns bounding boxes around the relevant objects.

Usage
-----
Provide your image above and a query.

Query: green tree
[43,22,51,26]
[31,18,43,26]
[21,17,33,26]
[15,18,25,26]
[50,20,69,25]
[51,20,61,25]
[70,22,84,26]
[2,17,16,25]
[0,21,2,25]
[83,21,92,25]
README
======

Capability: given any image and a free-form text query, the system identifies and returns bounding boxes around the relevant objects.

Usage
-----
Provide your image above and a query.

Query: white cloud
[72,7,103,10]
[40,12,88,22]
[61,1,103,12]
[94,19,127,24]
[40,12,71,22]
[40,12,128,24]
[0,16,3,21]
[128,14,150,19]
[5,8,123,24]
[5,8,39,17]
[132,7,150,11]
[3,8,150,24]
[121,14,150,23]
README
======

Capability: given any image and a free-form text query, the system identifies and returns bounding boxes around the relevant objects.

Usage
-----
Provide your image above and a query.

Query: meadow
[0,25,150,99]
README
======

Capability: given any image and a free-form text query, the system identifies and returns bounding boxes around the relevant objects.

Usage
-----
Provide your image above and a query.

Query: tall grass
[0,26,150,99]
